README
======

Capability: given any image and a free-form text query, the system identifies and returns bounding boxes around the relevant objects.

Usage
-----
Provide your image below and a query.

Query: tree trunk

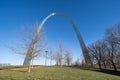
[98,60,102,69]
[50,57,52,66]
[31,59,33,68]
[60,60,63,67]
[68,62,70,66]
[111,60,117,71]
[103,61,106,68]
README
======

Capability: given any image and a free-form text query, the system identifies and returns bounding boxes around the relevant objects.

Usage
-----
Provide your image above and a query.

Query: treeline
[44,40,73,67]
[87,23,120,71]
[11,23,120,72]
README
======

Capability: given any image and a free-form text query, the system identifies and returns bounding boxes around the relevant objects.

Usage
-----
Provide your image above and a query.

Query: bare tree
[53,40,71,67]
[10,24,46,72]
[105,27,118,71]
[54,51,62,66]
[110,24,120,68]
[73,57,80,66]
[48,48,54,66]
[87,23,120,71]
[56,40,65,66]
[100,41,108,68]
[87,40,108,69]
[64,49,72,66]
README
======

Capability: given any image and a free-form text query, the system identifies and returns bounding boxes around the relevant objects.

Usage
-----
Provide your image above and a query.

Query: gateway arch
[23,12,92,65]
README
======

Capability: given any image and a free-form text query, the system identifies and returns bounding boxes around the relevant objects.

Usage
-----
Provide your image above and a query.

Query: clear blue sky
[0,0,120,65]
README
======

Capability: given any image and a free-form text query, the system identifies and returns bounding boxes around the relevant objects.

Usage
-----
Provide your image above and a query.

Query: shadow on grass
[96,69,120,76]
[70,66,120,76]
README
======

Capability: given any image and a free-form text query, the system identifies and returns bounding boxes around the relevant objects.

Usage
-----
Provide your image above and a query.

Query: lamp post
[45,51,48,66]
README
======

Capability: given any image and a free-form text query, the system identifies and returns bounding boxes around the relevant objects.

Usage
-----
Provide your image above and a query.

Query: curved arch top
[23,12,92,65]
[37,12,91,65]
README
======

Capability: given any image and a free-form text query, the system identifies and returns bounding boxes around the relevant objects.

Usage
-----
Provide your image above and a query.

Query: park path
[0,67,27,72]
[0,66,40,72]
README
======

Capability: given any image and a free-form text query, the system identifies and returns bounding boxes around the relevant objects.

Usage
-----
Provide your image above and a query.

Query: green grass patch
[0,66,119,80]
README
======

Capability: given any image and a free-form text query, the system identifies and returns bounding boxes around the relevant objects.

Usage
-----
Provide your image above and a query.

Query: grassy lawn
[0,66,119,80]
